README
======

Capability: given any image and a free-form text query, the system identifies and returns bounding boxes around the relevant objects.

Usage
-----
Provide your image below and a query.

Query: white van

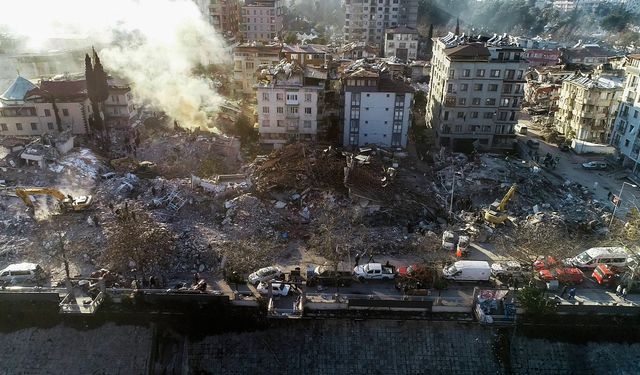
[566,247,629,269]
[442,261,491,281]
[0,263,47,285]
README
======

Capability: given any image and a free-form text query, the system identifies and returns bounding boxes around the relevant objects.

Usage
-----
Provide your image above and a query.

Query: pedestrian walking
[560,285,568,298]
[149,275,156,288]
[568,287,576,300]
[616,284,623,296]
[622,287,628,301]
[354,253,361,267]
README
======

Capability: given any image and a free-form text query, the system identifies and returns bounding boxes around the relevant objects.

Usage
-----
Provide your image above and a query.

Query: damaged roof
[444,43,491,58]
[0,75,37,102]
[25,79,87,100]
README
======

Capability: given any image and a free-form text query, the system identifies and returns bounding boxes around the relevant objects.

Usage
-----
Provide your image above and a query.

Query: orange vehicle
[592,264,617,287]
[533,256,559,271]
[538,267,584,285]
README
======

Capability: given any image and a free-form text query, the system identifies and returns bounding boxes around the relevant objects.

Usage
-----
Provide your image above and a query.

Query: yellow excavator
[15,188,93,213]
[484,184,517,225]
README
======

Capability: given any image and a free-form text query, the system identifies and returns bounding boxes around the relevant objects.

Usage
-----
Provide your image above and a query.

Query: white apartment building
[193,0,241,39]
[384,26,418,61]
[610,55,640,173]
[554,72,623,143]
[241,0,284,42]
[425,33,528,151]
[233,43,282,97]
[344,0,418,44]
[342,63,414,148]
[256,61,326,148]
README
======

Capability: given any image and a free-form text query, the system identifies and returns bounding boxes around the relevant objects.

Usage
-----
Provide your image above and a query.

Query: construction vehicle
[15,188,92,213]
[484,184,517,225]
[110,157,157,178]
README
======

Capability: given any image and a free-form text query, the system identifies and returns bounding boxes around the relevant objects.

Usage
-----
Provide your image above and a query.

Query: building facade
[241,0,284,42]
[425,33,527,151]
[233,43,282,97]
[560,44,612,66]
[522,49,561,67]
[610,55,640,172]
[383,26,418,61]
[342,63,414,148]
[344,0,418,44]
[0,75,135,137]
[554,72,623,143]
[281,44,328,67]
[256,62,326,148]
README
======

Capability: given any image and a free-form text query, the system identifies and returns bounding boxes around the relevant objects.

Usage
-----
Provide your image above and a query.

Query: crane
[14,188,93,213]
[484,184,517,225]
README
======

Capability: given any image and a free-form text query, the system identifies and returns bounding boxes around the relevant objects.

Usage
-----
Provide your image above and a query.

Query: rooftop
[0,76,37,102]
[282,44,328,54]
[564,72,623,89]
[385,25,418,34]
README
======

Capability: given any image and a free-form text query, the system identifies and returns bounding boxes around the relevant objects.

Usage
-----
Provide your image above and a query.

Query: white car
[256,281,291,296]
[247,266,283,285]
[0,263,47,285]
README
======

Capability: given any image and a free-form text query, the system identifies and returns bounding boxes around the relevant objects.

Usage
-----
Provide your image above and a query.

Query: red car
[538,267,584,284]
[398,264,423,277]
[533,256,559,271]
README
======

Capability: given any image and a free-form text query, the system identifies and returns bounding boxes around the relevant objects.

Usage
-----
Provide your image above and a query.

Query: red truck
[538,267,584,285]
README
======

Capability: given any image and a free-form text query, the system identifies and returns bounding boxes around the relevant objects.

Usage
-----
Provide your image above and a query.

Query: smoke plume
[0,0,229,130]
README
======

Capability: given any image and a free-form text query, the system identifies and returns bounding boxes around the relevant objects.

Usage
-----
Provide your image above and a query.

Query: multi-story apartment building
[256,61,327,148]
[241,0,284,42]
[344,0,418,45]
[560,44,612,66]
[522,49,561,67]
[342,62,414,148]
[383,26,418,61]
[425,33,528,151]
[554,72,623,143]
[610,55,640,172]
[281,44,329,67]
[193,0,240,39]
[524,65,580,112]
[0,74,135,137]
[233,43,282,97]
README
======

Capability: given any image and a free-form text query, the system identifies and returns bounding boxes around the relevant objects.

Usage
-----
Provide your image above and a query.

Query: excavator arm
[14,188,92,212]
[497,184,517,211]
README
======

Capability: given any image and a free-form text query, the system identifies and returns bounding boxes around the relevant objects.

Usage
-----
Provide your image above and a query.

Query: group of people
[616,284,629,300]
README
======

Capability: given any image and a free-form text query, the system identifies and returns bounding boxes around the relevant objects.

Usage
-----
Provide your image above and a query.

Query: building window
[471,112,478,118]
[483,112,494,119]
[443,111,449,120]
[457,112,464,118]
[288,107,298,114]
[462,69,470,77]
[476,69,485,77]
[277,120,284,127]
[44,109,51,117]
[30,123,37,130]
[245,62,254,69]
[304,107,312,115]
[262,93,269,101]
[16,123,22,131]
[447,83,454,93]
[458,98,466,105]
[490,69,501,77]
[305,93,312,102]
[303,120,312,128]
[47,122,54,130]
[276,93,284,101]
[0,123,7,131]
[286,93,298,101]
[472,98,481,105]
[485,98,496,106]
[263,119,270,127]
[460,84,468,92]
[474,84,483,91]
[448,69,455,78]
[488,84,498,92]
[262,106,269,113]
[394,109,404,120]
[277,107,283,114]
[62,109,69,116]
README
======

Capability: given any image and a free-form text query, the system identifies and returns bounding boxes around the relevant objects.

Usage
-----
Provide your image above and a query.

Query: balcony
[286,125,299,132]
[286,112,299,119]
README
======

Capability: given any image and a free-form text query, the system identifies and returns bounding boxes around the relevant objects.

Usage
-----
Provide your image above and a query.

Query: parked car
[247,266,283,285]
[0,263,47,285]
[526,139,540,149]
[256,281,291,296]
[533,256,559,271]
[490,261,526,279]
[581,161,608,170]
[306,265,353,287]
[538,267,584,284]
[353,262,396,281]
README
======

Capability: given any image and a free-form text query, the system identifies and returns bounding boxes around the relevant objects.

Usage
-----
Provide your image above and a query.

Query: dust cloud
[0,0,229,130]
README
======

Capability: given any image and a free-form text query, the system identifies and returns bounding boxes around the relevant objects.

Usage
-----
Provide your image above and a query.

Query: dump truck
[15,188,92,213]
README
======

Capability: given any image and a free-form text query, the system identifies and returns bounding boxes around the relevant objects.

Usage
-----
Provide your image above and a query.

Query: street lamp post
[609,182,638,227]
